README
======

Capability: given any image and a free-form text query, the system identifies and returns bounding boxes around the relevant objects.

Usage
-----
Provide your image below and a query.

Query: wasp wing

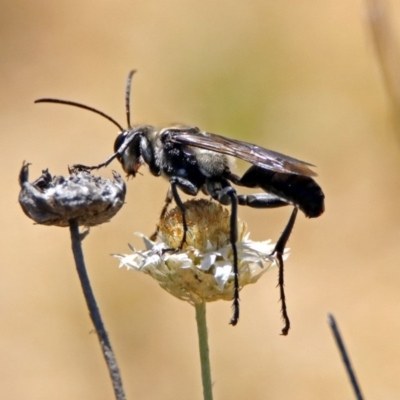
[167,128,317,177]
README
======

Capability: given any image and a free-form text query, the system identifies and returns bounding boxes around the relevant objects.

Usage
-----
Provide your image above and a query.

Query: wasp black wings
[165,127,317,177]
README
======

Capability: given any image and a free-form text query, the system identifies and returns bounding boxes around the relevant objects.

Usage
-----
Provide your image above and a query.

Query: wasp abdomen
[239,165,325,218]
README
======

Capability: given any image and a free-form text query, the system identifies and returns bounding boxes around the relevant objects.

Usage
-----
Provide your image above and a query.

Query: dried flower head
[18,162,126,227]
[115,199,287,305]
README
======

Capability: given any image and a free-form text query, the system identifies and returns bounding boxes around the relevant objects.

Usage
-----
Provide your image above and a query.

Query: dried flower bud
[18,162,126,227]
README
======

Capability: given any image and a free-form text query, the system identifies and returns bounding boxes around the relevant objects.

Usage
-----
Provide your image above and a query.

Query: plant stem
[69,219,126,400]
[195,302,214,400]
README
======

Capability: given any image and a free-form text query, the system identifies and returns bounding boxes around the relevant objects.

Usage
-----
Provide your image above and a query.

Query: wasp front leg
[150,187,173,241]
[166,176,200,249]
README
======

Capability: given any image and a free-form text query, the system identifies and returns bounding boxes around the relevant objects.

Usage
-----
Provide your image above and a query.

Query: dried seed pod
[18,162,126,227]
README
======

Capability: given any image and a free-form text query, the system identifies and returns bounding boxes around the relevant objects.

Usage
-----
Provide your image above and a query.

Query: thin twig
[365,0,400,131]
[195,302,214,400]
[69,219,126,400]
[328,314,364,400]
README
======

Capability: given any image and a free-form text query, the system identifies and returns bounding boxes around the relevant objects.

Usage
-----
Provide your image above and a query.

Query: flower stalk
[69,219,126,400]
[195,302,214,400]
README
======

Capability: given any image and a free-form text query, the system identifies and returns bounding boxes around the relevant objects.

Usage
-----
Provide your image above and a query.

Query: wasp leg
[72,131,138,172]
[210,185,240,326]
[150,187,173,241]
[237,193,289,209]
[72,149,121,172]
[236,192,297,336]
[167,176,200,250]
[210,186,293,327]
[271,207,298,336]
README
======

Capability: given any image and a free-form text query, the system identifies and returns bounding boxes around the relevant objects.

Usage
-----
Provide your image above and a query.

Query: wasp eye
[114,132,127,153]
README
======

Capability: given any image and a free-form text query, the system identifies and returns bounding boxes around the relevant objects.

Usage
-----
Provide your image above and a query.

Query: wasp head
[114,125,157,178]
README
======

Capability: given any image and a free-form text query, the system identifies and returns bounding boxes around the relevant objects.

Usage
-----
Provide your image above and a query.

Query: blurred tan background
[4,0,400,398]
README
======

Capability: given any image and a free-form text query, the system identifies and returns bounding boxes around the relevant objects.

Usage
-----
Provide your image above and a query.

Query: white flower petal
[218,245,232,260]
[199,253,217,271]
[134,232,154,250]
[240,240,274,254]
[165,253,193,269]
[205,241,214,252]
[141,253,162,269]
[214,261,233,291]
[242,232,251,241]
[127,243,136,252]
[241,252,275,265]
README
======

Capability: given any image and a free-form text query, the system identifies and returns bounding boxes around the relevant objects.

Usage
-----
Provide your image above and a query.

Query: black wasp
[35,70,325,335]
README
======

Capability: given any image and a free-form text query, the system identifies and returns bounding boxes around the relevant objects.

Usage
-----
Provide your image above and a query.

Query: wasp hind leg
[271,206,298,335]
[237,192,298,335]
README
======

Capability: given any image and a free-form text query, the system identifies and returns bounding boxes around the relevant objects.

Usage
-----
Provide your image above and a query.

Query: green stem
[195,302,214,400]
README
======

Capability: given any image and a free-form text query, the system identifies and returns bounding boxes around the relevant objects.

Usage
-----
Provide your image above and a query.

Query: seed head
[115,199,286,305]
[18,162,126,227]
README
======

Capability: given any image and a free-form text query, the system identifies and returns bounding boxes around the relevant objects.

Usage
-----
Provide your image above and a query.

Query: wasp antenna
[34,98,125,131]
[125,70,137,129]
